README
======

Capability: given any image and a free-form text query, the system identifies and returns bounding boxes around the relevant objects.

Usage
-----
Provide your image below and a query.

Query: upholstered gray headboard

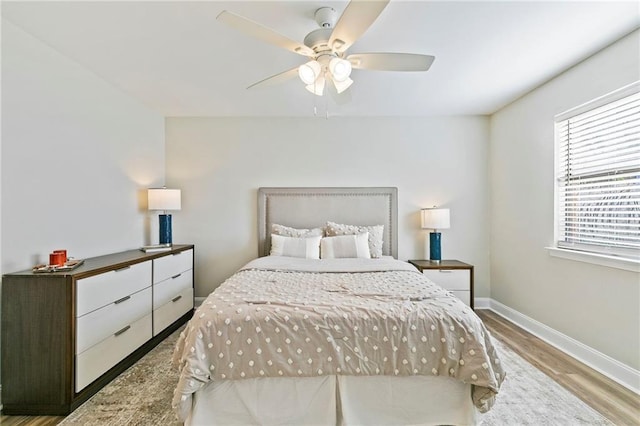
[258,187,398,258]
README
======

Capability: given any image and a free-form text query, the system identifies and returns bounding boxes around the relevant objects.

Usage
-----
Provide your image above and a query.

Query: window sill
[545,247,640,272]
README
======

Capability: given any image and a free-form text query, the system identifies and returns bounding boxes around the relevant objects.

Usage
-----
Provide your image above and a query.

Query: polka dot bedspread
[172,257,505,421]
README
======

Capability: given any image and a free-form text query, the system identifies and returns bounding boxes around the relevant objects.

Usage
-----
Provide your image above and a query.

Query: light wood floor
[1,309,638,425]
[477,310,639,426]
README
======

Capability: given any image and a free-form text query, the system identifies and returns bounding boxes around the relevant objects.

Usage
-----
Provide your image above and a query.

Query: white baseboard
[487,298,640,395]
[474,297,491,309]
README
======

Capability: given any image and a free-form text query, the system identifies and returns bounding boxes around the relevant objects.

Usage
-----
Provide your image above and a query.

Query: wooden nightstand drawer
[408,260,474,309]
[421,269,470,291]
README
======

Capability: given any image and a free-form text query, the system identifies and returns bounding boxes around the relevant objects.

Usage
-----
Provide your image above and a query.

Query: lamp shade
[305,75,326,96]
[329,57,352,82]
[148,188,181,211]
[333,77,353,94]
[421,208,450,230]
[299,60,322,85]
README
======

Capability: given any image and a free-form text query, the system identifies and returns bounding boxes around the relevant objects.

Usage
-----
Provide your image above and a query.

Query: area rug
[59,329,612,426]
[478,338,612,426]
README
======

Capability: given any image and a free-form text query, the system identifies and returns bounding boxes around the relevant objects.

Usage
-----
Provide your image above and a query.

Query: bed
[172,187,505,425]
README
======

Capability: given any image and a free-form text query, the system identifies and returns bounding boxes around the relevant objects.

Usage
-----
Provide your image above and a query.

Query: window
[554,81,640,261]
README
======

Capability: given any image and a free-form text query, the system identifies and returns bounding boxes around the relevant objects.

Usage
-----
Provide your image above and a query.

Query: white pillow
[270,234,321,259]
[325,221,384,258]
[320,233,371,259]
[271,223,324,237]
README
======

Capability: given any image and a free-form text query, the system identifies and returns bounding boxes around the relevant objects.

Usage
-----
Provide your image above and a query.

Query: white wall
[490,29,640,370]
[1,19,166,274]
[0,19,165,406]
[166,116,490,297]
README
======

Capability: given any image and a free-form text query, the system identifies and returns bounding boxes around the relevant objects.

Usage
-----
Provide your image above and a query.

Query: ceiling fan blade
[347,53,435,71]
[329,0,390,54]
[217,10,315,57]
[247,66,300,90]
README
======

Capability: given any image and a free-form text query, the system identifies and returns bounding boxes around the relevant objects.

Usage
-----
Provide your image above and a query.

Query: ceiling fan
[217,0,435,97]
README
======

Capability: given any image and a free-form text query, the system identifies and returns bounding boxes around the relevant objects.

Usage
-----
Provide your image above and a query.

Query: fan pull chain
[313,91,318,116]
[312,77,320,116]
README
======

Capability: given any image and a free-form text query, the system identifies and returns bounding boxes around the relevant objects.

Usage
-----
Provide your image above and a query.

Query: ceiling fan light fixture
[298,60,322,85]
[329,57,352,82]
[333,77,353,94]
[305,75,325,96]
[219,3,436,100]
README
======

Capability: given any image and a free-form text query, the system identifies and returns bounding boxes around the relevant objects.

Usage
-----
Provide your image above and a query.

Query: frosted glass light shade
[333,77,353,94]
[421,208,450,230]
[148,188,181,211]
[305,76,326,96]
[329,57,352,82]
[299,61,322,85]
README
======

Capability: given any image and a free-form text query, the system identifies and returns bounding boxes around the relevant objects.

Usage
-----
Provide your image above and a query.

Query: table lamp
[148,188,181,245]
[421,207,450,263]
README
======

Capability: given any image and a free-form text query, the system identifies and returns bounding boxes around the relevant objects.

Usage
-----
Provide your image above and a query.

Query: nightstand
[408,260,474,309]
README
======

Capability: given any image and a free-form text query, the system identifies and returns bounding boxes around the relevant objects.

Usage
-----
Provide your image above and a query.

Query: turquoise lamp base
[429,232,442,262]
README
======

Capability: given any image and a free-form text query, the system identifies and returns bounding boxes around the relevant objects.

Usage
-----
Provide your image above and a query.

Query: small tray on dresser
[33,259,84,273]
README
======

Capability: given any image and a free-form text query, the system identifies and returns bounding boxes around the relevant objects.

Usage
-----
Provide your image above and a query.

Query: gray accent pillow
[272,223,324,238]
[325,221,384,258]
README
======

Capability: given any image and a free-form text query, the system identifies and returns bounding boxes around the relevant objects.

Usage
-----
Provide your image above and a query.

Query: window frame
[552,81,640,270]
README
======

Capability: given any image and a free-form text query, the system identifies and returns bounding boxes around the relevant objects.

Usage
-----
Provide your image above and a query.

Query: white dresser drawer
[76,261,152,317]
[153,270,193,309]
[76,287,152,355]
[76,313,152,391]
[422,269,470,291]
[154,249,193,284]
[153,287,193,336]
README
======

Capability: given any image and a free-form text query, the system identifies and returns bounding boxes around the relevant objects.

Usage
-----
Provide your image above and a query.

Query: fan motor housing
[303,28,333,51]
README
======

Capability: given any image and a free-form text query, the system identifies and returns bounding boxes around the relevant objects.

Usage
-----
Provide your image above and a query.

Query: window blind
[555,82,640,259]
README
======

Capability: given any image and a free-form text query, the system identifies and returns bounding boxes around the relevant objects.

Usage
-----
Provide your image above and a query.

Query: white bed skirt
[186,375,477,426]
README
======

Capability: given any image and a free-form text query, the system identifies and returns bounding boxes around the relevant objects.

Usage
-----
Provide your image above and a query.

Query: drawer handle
[114,325,131,337]
[439,270,454,273]
[172,295,183,303]
[172,252,182,256]
[171,273,182,279]
[114,266,131,273]
[114,295,131,305]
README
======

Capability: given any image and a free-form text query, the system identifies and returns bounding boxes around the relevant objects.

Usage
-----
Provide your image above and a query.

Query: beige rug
[479,338,612,426]
[60,329,612,425]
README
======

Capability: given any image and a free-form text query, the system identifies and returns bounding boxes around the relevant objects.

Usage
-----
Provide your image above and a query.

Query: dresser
[408,260,474,309]
[1,244,194,415]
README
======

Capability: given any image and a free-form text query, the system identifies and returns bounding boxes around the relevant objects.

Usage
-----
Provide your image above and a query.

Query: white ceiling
[2,1,639,117]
